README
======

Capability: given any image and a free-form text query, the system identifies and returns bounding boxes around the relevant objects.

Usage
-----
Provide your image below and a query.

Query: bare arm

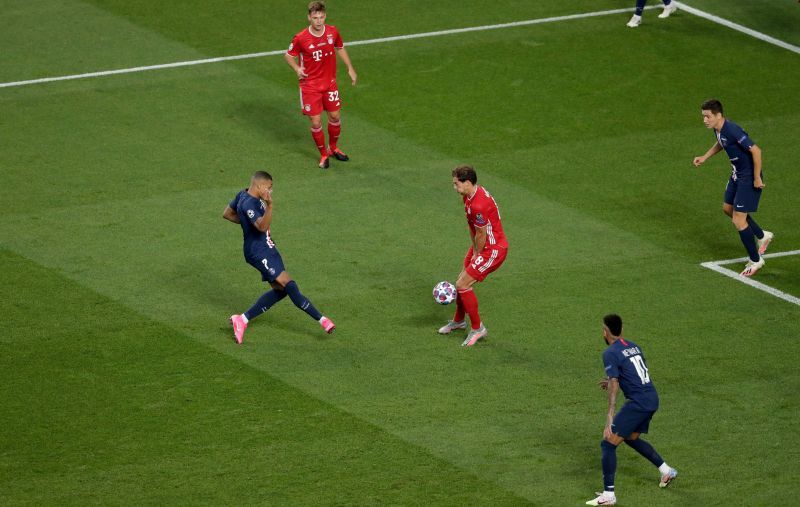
[693,142,723,167]
[223,205,240,224]
[252,199,273,233]
[335,47,357,86]
[603,377,619,440]
[751,145,764,188]
[473,226,487,256]
[284,53,307,79]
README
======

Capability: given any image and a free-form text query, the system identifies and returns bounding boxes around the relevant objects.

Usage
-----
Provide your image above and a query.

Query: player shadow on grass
[234,100,312,158]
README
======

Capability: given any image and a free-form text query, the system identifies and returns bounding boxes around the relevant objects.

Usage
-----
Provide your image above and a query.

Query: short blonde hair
[308,1,326,14]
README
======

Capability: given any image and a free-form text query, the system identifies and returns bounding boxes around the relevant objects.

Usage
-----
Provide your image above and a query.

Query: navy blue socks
[738,227,760,262]
[284,281,323,321]
[625,438,664,468]
[747,216,764,239]
[601,440,617,493]
[243,281,323,323]
[245,290,287,321]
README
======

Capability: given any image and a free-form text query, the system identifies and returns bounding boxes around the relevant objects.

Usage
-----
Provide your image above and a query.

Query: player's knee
[601,439,617,449]
[455,279,471,291]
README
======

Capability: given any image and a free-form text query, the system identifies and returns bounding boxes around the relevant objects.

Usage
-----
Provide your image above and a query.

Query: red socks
[327,120,341,151]
[310,127,326,156]
[457,288,481,329]
[453,296,465,323]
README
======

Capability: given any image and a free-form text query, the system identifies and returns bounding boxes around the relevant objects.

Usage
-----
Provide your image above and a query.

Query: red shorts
[299,79,341,116]
[463,247,508,282]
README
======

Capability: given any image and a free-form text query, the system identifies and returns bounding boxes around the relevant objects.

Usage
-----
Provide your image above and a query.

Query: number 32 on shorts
[327,90,339,103]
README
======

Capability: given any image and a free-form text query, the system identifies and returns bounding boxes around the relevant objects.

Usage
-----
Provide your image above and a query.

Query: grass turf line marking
[675,2,800,55]
[0,6,659,89]
[1,4,796,90]
[701,250,800,306]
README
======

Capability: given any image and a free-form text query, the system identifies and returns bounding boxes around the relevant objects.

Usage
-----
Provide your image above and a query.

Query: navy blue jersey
[229,190,276,260]
[603,338,659,411]
[715,119,756,181]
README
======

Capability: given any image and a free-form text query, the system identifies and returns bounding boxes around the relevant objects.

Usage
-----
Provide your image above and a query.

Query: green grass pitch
[1,1,799,504]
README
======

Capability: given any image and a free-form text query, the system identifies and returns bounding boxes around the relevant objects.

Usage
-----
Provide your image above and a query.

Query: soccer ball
[433,281,456,305]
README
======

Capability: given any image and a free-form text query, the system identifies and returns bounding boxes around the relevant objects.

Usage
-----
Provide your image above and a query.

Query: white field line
[700,250,800,306]
[0,6,661,89]
[674,1,800,55]
[3,3,796,90]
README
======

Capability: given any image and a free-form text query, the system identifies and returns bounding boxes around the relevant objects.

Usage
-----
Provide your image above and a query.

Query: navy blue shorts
[611,402,656,438]
[724,178,762,213]
[247,249,286,283]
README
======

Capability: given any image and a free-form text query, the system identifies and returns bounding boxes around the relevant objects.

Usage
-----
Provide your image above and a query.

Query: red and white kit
[462,185,508,281]
[287,25,344,116]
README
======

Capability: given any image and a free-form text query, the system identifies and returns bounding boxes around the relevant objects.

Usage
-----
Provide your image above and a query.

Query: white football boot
[462,324,488,347]
[757,231,774,255]
[586,492,616,506]
[660,467,678,488]
[627,14,642,27]
[438,320,467,335]
[740,256,765,277]
[658,2,678,18]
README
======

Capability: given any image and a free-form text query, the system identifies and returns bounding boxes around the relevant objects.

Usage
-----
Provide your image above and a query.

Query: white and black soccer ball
[433,281,456,305]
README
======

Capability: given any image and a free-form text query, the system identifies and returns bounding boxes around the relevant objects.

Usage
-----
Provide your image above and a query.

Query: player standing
[438,166,508,347]
[586,314,677,506]
[626,0,677,27]
[284,1,357,169]
[223,171,335,344]
[693,99,773,276]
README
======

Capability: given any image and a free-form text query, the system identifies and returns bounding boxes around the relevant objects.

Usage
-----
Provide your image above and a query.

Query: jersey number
[629,355,651,385]
[327,90,339,102]
[312,50,323,61]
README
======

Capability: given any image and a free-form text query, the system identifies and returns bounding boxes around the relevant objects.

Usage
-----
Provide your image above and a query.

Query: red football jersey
[287,25,344,86]
[463,186,508,250]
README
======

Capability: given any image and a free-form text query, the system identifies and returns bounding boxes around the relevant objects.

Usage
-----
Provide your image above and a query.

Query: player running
[223,171,335,344]
[438,166,508,347]
[586,314,677,506]
[693,99,773,277]
[284,1,357,169]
